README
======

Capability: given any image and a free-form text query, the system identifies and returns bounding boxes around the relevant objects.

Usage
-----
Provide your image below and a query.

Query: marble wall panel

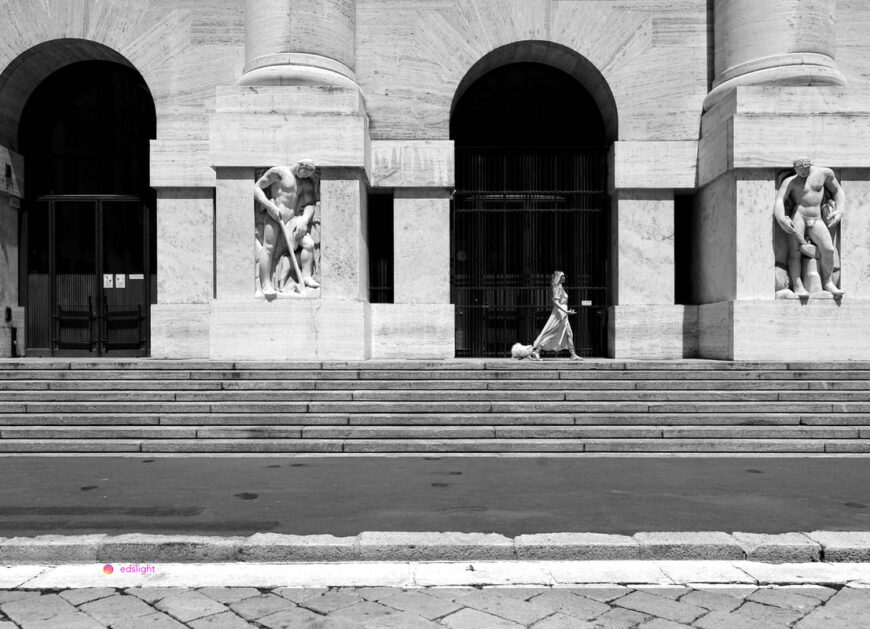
[320,173,368,301]
[608,305,698,359]
[731,115,870,170]
[370,304,454,359]
[394,191,450,304]
[836,0,870,89]
[0,306,25,358]
[150,304,210,359]
[370,141,454,189]
[209,300,368,360]
[735,172,776,301]
[613,190,675,305]
[156,189,214,305]
[213,85,364,114]
[151,140,215,188]
[693,173,736,304]
[839,173,870,298]
[609,141,698,191]
[698,301,732,359]
[733,300,870,360]
[209,112,368,169]
[215,169,255,302]
[0,146,23,197]
[699,87,870,186]
[0,195,18,309]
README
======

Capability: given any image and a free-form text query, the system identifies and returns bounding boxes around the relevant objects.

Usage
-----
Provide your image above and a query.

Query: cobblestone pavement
[0,585,867,628]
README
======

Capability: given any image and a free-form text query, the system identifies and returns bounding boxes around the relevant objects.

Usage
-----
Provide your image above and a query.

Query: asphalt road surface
[1,457,868,537]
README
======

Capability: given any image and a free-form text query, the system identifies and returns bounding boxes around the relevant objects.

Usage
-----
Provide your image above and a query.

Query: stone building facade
[0,0,869,361]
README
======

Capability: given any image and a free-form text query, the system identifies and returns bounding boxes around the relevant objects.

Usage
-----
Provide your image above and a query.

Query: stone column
[240,0,358,90]
[705,0,845,110]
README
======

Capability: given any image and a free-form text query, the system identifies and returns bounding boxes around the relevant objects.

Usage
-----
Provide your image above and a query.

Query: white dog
[510,343,540,361]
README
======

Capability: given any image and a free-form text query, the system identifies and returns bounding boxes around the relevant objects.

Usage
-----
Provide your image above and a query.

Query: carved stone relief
[253,160,322,299]
[773,158,844,299]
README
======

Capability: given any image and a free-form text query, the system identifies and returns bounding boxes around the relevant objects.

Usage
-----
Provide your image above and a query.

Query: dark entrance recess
[451,62,610,357]
[368,192,394,303]
[19,60,156,356]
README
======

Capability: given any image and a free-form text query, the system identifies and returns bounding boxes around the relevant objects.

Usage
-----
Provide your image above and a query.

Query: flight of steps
[0,359,869,454]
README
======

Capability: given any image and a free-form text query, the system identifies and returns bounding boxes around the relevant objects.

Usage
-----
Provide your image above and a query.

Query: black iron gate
[25,195,151,356]
[451,148,609,357]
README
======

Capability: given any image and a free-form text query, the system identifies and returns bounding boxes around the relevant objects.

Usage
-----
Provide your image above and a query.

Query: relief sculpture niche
[773,158,844,299]
[254,160,322,299]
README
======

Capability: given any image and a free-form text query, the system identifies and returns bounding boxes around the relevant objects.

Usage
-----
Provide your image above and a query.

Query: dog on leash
[511,343,540,361]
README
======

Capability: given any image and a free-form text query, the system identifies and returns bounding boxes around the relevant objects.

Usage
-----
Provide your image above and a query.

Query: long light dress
[533,284,575,352]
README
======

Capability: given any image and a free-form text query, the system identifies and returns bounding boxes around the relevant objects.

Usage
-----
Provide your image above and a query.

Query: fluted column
[704,0,845,110]
[240,0,358,89]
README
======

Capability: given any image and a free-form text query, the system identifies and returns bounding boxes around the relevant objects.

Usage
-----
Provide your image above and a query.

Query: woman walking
[532,270,581,360]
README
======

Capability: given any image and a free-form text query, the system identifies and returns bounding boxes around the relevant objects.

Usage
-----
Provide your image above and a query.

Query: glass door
[53,200,98,355]
[101,200,149,353]
[25,196,150,356]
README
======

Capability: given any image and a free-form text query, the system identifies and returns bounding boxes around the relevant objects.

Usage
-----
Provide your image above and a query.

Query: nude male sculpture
[773,157,845,297]
[253,160,320,297]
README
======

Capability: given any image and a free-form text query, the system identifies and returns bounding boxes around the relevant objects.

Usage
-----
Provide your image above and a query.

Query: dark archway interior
[451,62,605,148]
[19,60,157,355]
[19,60,156,197]
[450,62,609,357]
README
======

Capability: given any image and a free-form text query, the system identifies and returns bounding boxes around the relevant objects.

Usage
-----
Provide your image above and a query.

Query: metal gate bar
[451,148,609,358]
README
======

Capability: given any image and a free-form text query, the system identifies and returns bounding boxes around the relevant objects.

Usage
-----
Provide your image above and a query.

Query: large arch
[450,42,616,358]
[11,43,157,356]
[0,39,155,150]
[451,40,618,144]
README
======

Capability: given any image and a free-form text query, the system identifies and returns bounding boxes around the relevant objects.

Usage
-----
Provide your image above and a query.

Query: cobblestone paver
[0,585,866,627]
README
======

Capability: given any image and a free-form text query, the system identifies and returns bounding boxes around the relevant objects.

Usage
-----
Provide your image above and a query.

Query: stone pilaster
[606,143,696,359]
[0,144,23,356]
[696,86,870,359]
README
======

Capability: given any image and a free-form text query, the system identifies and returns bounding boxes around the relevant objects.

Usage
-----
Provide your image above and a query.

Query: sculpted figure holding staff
[253,159,321,297]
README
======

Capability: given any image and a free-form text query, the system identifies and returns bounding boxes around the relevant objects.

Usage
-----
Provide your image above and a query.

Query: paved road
[1,457,869,536]
[0,584,867,628]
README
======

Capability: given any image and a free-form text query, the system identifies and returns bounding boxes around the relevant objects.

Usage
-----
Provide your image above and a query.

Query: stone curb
[0,531,863,564]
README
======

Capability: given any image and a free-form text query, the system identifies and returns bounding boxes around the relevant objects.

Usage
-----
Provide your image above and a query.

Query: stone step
[4,389,870,404]
[0,437,862,453]
[5,366,870,381]
[2,425,864,441]
[0,379,870,392]
[0,361,867,454]
[11,400,864,414]
[2,358,870,370]
[3,411,870,427]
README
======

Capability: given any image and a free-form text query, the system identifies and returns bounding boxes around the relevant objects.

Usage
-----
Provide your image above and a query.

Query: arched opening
[451,51,614,357]
[18,58,156,356]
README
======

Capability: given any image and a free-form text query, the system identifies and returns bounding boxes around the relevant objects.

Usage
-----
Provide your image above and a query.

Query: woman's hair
[551,270,564,286]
